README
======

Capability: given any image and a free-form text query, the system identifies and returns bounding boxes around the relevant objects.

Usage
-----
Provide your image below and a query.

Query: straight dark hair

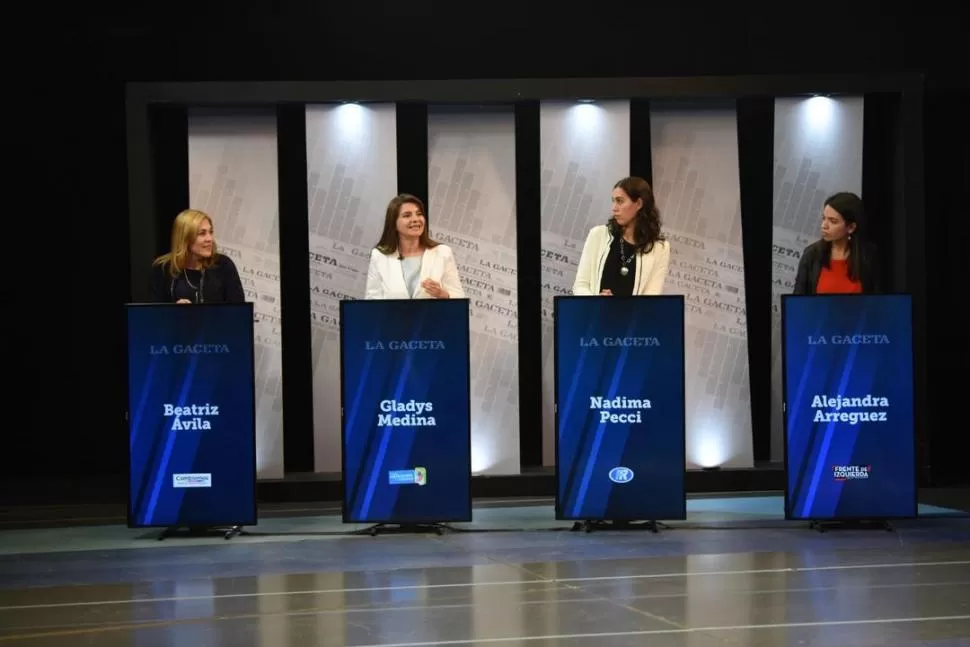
[375,193,439,255]
[606,176,665,254]
[820,191,865,281]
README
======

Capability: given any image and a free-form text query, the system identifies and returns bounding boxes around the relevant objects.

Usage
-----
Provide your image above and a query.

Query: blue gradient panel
[782,294,916,520]
[341,299,471,523]
[555,296,686,521]
[126,303,256,528]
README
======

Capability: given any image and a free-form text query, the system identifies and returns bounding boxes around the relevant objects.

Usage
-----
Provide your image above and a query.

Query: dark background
[7,5,967,496]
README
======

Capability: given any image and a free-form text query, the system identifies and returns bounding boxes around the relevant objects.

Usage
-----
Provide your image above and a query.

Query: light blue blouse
[401,256,422,297]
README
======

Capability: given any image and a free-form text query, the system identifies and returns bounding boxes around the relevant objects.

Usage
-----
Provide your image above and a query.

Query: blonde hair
[153,209,219,278]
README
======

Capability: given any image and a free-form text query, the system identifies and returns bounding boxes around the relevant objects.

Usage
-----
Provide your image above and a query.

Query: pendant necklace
[183,269,205,303]
[618,238,634,276]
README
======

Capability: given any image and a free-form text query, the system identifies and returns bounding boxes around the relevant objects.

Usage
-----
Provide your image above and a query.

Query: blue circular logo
[608,466,635,483]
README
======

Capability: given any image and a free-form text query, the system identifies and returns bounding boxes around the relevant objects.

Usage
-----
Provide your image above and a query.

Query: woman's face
[190,218,215,259]
[611,188,642,229]
[820,206,856,242]
[396,202,425,239]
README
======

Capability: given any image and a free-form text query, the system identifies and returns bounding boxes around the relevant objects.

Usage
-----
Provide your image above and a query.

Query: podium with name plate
[781,294,916,529]
[553,295,686,532]
[339,298,472,534]
[125,302,257,540]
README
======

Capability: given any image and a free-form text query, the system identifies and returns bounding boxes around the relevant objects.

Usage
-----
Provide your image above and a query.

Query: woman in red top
[793,192,879,295]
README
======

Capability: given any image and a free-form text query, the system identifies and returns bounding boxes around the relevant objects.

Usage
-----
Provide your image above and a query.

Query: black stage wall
[6,6,967,498]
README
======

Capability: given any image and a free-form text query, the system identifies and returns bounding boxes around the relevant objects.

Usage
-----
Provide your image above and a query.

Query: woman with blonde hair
[151,209,245,303]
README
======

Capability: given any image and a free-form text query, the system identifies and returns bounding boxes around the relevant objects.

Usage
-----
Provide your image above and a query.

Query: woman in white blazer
[572,176,671,297]
[365,193,465,300]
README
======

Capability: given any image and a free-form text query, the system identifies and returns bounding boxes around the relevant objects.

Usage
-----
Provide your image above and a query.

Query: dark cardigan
[792,239,880,295]
[151,254,246,303]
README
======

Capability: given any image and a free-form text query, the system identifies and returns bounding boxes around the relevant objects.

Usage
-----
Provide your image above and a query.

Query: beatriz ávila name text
[163,403,220,430]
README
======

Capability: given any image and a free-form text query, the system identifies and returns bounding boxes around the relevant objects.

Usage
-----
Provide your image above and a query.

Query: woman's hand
[176,298,192,304]
[421,279,449,299]
[599,289,613,296]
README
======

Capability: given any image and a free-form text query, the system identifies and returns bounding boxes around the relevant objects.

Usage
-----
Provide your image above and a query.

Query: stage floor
[1,494,969,645]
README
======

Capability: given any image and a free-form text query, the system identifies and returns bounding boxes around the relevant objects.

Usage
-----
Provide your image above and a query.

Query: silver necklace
[181,269,205,303]
[618,238,634,276]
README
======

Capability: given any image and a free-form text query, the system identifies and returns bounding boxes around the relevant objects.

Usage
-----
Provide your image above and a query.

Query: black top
[599,236,636,297]
[151,254,246,303]
[792,239,880,295]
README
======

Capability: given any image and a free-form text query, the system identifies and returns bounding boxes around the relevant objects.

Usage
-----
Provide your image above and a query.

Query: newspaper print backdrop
[305,103,398,473]
[650,102,753,468]
[539,101,631,466]
[427,105,519,474]
[770,96,864,461]
[187,109,284,480]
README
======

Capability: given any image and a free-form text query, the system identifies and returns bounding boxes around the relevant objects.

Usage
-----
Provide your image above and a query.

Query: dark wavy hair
[375,193,439,255]
[820,191,865,282]
[607,176,665,254]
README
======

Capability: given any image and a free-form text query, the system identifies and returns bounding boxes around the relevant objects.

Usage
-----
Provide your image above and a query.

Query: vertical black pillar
[396,103,429,202]
[277,105,315,474]
[862,93,901,291]
[923,85,965,486]
[900,87,929,486]
[515,101,543,468]
[148,104,189,269]
[736,97,775,463]
[629,99,653,184]
[127,91,159,303]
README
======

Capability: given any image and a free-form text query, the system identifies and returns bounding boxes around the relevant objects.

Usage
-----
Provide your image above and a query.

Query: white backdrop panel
[427,105,520,474]
[539,101,631,466]
[188,109,284,480]
[650,102,753,469]
[305,103,399,473]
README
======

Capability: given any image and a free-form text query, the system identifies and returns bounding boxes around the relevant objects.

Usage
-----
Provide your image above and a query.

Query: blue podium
[554,295,686,532]
[339,298,472,534]
[781,294,917,528]
[125,302,257,539]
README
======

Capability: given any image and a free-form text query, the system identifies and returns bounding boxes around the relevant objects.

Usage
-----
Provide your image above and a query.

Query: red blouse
[816,259,862,294]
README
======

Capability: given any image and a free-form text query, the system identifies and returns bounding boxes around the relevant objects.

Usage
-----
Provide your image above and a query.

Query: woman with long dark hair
[573,176,670,296]
[364,193,464,299]
[793,192,879,294]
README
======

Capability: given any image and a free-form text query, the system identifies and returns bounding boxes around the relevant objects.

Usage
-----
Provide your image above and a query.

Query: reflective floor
[1,501,969,646]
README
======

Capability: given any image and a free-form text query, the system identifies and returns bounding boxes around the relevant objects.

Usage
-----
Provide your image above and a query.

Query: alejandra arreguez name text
[810,395,890,424]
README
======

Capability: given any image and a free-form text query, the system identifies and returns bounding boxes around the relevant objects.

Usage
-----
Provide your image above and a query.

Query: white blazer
[572,224,671,296]
[365,244,466,300]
